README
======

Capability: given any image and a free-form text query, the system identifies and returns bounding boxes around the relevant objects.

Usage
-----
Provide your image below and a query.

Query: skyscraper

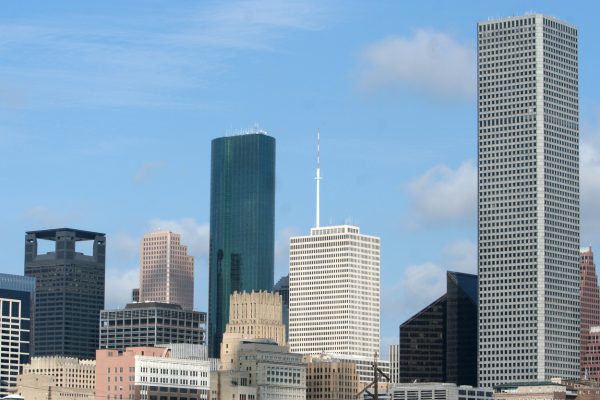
[0,273,35,396]
[139,230,194,310]
[477,14,580,386]
[398,272,478,385]
[208,132,276,357]
[580,247,600,380]
[288,132,380,361]
[25,228,105,360]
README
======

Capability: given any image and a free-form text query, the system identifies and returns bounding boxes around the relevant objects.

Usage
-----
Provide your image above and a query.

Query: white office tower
[289,132,381,361]
[477,14,579,386]
[289,225,380,357]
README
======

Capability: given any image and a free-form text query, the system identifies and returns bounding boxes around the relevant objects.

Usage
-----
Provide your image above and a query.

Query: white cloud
[22,206,80,228]
[581,136,600,240]
[133,161,166,184]
[105,267,139,309]
[381,239,476,328]
[148,218,210,258]
[358,30,475,99]
[407,161,476,227]
[0,1,328,109]
[110,232,139,262]
[442,239,476,273]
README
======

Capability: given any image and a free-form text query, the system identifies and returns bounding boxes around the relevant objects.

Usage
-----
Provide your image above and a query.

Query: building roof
[447,271,478,304]
[26,228,105,240]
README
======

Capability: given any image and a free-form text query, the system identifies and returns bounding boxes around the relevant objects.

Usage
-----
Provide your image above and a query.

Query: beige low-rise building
[226,291,286,346]
[13,356,96,400]
[15,374,95,400]
[22,356,96,389]
[304,354,360,400]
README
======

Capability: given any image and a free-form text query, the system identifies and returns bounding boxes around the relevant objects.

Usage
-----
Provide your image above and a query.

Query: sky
[2,0,600,358]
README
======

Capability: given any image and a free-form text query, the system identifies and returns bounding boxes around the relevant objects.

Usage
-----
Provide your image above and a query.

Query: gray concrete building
[99,302,206,351]
[24,228,105,360]
[477,14,580,386]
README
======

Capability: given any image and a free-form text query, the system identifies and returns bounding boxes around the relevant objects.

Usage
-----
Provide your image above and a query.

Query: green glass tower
[208,132,275,357]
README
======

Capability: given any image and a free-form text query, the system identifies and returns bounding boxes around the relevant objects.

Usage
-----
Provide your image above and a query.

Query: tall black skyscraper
[399,271,478,386]
[208,132,276,357]
[24,228,105,360]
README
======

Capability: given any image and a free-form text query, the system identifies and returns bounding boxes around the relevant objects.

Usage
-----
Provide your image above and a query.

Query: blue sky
[2,0,600,357]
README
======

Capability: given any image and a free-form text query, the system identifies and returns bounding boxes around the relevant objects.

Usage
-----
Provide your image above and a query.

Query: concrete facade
[140,231,194,310]
[96,346,210,400]
[225,291,285,346]
[305,354,359,400]
[477,15,580,386]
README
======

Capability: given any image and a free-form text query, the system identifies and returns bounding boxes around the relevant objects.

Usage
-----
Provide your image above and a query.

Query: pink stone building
[140,231,194,310]
[96,347,164,400]
[580,247,600,381]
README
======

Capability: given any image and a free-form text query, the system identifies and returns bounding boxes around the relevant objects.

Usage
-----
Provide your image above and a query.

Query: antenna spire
[315,129,322,228]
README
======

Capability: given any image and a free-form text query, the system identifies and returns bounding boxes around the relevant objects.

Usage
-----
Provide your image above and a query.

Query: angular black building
[25,228,105,360]
[208,132,276,357]
[399,294,447,383]
[399,271,478,386]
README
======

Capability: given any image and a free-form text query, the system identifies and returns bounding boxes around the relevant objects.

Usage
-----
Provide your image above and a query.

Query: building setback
[0,273,35,396]
[24,228,105,360]
[208,132,276,357]
[140,230,194,310]
[477,14,580,386]
[99,302,206,351]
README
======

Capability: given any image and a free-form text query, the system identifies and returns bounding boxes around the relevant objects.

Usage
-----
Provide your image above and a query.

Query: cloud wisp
[381,239,476,325]
[0,0,327,109]
[407,160,476,228]
[358,29,475,99]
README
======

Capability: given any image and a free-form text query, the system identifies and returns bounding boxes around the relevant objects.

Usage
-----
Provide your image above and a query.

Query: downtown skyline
[3,1,600,357]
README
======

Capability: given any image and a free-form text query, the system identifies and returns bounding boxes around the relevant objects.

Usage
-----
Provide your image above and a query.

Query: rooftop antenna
[315,129,322,228]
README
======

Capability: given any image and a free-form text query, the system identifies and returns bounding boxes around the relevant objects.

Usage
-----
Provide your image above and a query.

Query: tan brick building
[304,355,359,400]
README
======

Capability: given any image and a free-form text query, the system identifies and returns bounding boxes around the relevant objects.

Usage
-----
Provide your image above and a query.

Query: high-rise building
[140,230,194,310]
[580,247,600,379]
[477,14,580,386]
[273,275,289,342]
[399,294,447,383]
[99,302,206,351]
[0,273,35,396]
[399,272,478,385]
[208,132,276,357]
[289,133,380,366]
[446,272,478,387]
[289,224,380,359]
[24,228,105,360]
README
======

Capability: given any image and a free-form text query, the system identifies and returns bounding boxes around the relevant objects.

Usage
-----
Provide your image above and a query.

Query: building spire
[315,129,322,228]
